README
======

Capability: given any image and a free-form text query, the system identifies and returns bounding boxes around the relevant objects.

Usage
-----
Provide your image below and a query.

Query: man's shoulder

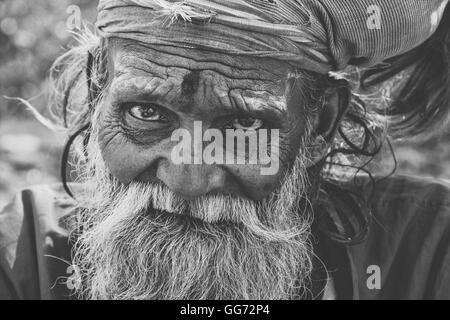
[348,175,450,299]
[367,175,450,248]
[0,183,79,249]
[370,174,450,210]
[0,183,79,300]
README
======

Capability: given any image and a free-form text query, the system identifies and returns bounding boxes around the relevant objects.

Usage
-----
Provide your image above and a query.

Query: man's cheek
[241,136,305,200]
[224,163,287,201]
[97,127,160,184]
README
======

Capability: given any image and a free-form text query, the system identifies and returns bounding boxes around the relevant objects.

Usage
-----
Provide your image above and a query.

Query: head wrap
[96,0,449,73]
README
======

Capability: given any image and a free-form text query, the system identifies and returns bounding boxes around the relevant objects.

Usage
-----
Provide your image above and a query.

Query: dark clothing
[1,175,449,300]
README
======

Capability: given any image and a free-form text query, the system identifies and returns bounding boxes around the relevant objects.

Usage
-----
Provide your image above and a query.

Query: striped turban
[96,0,449,73]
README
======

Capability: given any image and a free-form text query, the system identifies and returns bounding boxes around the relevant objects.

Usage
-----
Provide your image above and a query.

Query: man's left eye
[228,117,265,131]
[127,104,167,122]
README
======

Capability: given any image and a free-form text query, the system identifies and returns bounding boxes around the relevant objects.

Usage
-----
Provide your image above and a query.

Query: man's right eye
[127,104,168,122]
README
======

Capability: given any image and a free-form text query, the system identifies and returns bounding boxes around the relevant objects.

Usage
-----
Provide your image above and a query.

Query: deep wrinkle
[96,39,312,201]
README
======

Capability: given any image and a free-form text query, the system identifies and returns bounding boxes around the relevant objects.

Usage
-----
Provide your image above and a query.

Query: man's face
[97,39,313,202]
[72,39,318,300]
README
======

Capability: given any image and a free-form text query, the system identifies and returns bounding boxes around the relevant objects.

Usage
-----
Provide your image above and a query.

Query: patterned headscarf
[96,0,449,73]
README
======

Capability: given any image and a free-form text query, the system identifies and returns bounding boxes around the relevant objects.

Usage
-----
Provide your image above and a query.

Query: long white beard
[71,130,314,300]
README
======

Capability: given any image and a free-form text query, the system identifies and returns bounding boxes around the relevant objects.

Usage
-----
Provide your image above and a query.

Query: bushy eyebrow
[109,73,175,105]
[109,74,287,123]
[224,89,286,122]
[109,48,289,119]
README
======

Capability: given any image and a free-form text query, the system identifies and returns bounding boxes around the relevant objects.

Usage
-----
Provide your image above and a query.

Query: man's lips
[146,203,238,229]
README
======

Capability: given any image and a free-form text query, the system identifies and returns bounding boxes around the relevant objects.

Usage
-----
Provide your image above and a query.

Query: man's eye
[227,117,264,131]
[127,104,166,122]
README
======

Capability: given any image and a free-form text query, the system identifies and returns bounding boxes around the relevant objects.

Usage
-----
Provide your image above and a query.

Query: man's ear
[309,83,350,164]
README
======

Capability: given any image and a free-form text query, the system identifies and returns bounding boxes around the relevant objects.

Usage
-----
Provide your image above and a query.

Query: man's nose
[156,161,226,199]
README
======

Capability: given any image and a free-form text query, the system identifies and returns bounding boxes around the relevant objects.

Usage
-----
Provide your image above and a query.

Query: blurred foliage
[0,0,98,208]
[0,0,449,209]
[0,0,97,117]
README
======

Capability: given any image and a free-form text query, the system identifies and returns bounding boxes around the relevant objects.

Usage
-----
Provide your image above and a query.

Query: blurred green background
[0,0,449,209]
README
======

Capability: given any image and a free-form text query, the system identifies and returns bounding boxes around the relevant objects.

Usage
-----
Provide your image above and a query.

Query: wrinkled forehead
[106,39,300,111]
[108,38,295,79]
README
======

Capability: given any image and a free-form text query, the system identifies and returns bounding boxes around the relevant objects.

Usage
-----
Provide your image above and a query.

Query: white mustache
[112,181,306,243]
[147,183,255,223]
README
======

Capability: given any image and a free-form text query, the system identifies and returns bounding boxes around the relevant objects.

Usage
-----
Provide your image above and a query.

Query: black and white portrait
[0,0,449,302]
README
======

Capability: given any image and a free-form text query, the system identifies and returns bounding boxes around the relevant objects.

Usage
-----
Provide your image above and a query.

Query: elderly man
[1,0,450,300]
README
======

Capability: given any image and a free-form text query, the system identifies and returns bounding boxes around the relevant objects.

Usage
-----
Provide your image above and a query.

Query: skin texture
[96,39,337,202]
[72,39,345,299]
